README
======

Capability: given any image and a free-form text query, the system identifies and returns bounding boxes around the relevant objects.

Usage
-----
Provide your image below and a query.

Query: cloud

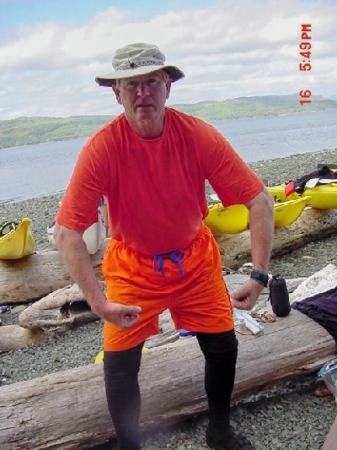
[0,0,336,119]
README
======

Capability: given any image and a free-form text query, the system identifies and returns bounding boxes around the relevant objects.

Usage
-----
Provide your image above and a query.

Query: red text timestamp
[299,24,312,105]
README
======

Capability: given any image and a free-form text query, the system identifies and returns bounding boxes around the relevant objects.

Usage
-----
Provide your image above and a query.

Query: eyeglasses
[121,77,165,92]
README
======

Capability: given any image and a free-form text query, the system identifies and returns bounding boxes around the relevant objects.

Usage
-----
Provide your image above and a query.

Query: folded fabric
[292,285,337,342]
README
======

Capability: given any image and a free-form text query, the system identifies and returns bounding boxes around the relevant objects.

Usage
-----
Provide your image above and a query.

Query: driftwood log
[0,240,108,305]
[1,208,337,305]
[17,283,103,330]
[0,325,47,352]
[290,263,337,302]
[0,309,336,450]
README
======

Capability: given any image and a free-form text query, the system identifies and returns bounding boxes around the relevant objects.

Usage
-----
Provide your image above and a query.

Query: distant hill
[0,115,113,149]
[0,94,336,149]
[173,94,337,120]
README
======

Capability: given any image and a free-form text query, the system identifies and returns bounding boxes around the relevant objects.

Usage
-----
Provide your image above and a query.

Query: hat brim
[95,64,184,87]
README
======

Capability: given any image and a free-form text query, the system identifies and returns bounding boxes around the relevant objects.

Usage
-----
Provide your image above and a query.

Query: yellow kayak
[204,203,250,234]
[0,218,36,260]
[204,196,311,235]
[273,196,311,228]
[268,183,337,209]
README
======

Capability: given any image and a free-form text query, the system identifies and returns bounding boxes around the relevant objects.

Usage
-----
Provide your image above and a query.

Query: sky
[0,0,336,119]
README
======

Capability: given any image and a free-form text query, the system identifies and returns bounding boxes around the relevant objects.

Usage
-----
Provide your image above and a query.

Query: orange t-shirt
[56,108,263,254]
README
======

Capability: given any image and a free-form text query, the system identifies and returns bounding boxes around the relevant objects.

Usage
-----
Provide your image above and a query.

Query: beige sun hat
[95,42,185,87]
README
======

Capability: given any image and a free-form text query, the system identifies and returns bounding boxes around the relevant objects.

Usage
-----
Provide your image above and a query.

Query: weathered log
[0,239,108,305]
[290,263,337,303]
[0,324,47,352]
[18,283,104,330]
[0,309,335,450]
[216,207,337,269]
[2,208,337,305]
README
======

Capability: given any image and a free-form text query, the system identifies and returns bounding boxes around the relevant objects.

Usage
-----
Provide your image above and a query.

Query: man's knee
[104,342,144,377]
[196,330,238,355]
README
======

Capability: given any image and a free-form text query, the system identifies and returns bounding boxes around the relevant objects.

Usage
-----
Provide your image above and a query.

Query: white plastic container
[47,210,105,255]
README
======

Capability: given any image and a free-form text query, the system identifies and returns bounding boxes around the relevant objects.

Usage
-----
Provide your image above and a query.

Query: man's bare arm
[53,223,141,328]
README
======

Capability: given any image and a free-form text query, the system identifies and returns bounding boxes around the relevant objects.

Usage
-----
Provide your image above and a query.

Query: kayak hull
[204,197,311,234]
[204,203,250,234]
[0,217,36,260]
[273,196,311,228]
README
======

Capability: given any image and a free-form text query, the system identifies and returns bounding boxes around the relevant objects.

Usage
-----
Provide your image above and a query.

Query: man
[54,42,274,450]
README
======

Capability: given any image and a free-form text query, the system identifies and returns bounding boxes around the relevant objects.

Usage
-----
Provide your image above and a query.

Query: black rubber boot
[197,331,255,450]
[206,424,256,450]
[104,343,144,450]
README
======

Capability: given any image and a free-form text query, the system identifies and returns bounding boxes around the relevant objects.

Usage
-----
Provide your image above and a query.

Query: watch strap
[250,269,269,287]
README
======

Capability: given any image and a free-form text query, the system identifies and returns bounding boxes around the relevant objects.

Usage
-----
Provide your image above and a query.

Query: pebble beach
[1,148,337,449]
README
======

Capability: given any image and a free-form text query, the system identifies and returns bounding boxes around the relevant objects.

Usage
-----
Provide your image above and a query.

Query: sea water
[1,109,337,204]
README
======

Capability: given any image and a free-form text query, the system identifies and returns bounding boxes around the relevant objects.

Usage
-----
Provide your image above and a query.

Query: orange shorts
[102,223,234,351]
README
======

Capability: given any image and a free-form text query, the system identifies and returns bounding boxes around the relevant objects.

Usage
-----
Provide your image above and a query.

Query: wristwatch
[250,269,269,287]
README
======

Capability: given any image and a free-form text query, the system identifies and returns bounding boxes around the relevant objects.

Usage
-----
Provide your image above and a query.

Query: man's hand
[96,301,142,329]
[231,279,264,311]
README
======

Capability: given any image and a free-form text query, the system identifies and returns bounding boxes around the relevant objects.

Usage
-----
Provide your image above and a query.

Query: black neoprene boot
[196,331,255,450]
[206,424,255,450]
[104,344,144,450]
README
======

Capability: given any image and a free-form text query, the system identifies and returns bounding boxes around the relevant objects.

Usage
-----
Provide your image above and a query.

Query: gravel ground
[1,148,337,449]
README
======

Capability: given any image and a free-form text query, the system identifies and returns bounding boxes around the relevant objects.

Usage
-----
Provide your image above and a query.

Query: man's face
[112,70,171,123]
